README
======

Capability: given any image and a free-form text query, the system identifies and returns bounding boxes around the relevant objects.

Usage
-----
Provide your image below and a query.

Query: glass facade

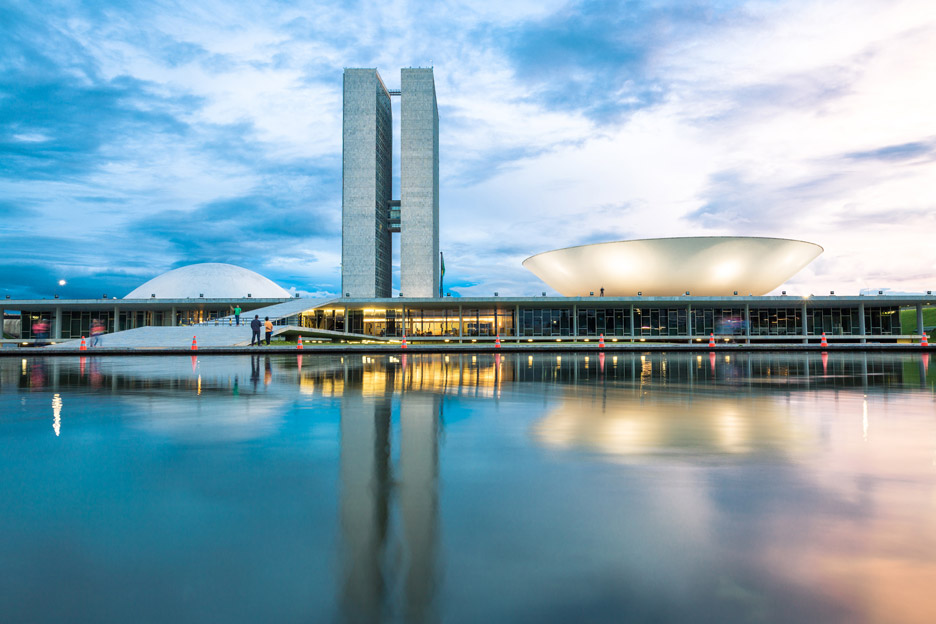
[864,306,900,336]
[577,308,632,336]
[9,301,914,342]
[749,307,802,336]
[406,308,459,337]
[461,309,514,337]
[520,308,571,337]
[690,308,744,336]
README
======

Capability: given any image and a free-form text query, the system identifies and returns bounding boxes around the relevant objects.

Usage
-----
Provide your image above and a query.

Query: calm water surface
[1,352,935,623]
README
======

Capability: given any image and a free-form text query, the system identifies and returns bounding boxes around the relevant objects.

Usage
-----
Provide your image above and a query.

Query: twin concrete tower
[341,68,440,298]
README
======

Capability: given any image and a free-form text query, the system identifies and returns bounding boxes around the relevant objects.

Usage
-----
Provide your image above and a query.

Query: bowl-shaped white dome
[522,237,823,297]
[124,263,291,299]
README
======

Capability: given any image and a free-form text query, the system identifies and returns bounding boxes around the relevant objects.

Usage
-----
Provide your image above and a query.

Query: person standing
[250,315,262,346]
[234,305,242,326]
[264,317,273,345]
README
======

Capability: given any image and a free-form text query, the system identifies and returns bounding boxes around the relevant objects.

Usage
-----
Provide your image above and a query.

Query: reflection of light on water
[52,393,62,436]
[197,375,202,396]
[716,410,747,453]
[22,359,27,375]
[640,357,652,385]
[863,398,869,442]
[534,394,806,458]
[299,376,315,395]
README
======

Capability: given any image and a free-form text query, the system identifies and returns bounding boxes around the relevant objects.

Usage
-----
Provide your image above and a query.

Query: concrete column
[343,306,348,334]
[572,304,578,340]
[170,306,177,327]
[744,304,751,344]
[858,302,866,343]
[514,304,519,339]
[802,302,809,344]
[54,306,62,340]
[114,305,120,332]
[0,307,4,338]
[458,305,463,343]
[630,304,635,342]
[686,304,692,344]
[917,304,924,339]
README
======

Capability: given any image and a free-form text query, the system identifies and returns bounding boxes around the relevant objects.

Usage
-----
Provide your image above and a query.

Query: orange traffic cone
[191,336,198,351]
[495,335,501,349]
[599,333,605,349]
[922,330,929,347]
[820,332,828,348]
[79,336,87,351]
[297,335,304,349]
[708,333,715,348]
[402,334,408,349]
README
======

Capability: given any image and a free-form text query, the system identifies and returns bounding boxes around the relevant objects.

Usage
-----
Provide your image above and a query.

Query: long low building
[294,295,931,343]
[5,294,931,345]
[1,297,289,341]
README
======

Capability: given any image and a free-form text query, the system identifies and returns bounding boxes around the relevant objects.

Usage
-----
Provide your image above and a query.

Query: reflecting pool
[1,353,935,623]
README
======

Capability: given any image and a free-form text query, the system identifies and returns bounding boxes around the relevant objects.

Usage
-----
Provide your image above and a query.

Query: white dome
[124,263,291,299]
[522,237,823,297]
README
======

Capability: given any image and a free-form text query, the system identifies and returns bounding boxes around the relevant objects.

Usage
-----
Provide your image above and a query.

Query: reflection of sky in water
[0,353,935,623]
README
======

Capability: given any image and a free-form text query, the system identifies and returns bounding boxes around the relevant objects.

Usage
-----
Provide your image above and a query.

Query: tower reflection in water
[339,357,442,624]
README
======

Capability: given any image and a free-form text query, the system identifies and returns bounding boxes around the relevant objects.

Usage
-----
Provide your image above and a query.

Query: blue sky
[2,0,935,299]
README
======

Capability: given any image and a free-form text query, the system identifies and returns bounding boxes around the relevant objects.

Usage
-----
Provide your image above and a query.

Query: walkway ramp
[47,325,256,349]
[217,298,332,324]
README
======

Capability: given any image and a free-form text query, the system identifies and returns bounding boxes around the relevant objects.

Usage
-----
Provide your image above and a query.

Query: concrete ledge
[3,343,934,357]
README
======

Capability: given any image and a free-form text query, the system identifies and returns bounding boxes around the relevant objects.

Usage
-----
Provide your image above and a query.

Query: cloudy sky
[2,0,935,299]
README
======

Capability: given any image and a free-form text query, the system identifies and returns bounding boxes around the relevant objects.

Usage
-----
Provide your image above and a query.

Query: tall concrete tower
[400,68,440,298]
[342,69,393,298]
[341,67,440,299]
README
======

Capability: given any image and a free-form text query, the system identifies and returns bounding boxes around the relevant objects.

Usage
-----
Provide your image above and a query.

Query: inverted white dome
[124,263,291,299]
[522,237,823,297]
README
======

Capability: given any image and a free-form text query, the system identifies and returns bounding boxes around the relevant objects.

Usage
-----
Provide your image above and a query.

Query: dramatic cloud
[2,0,935,300]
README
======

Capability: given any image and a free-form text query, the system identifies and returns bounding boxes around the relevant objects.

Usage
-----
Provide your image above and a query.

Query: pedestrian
[90,319,105,347]
[250,314,262,346]
[264,316,273,346]
[33,319,49,346]
[234,305,241,326]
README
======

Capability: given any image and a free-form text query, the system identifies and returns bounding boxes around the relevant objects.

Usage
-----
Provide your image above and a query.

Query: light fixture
[830,290,835,295]
[589,291,594,296]
[781,291,786,295]
[733,291,738,295]
[637,291,642,296]
[494,292,498,296]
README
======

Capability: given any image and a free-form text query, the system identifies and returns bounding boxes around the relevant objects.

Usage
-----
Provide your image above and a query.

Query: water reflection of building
[339,360,442,623]
[533,392,812,458]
